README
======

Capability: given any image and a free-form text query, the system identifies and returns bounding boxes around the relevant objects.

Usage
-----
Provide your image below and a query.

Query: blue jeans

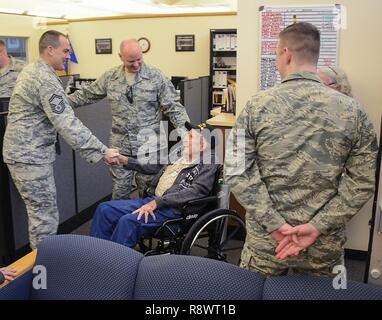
[90,196,178,247]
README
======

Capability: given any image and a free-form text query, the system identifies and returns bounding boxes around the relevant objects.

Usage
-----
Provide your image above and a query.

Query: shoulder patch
[49,94,66,114]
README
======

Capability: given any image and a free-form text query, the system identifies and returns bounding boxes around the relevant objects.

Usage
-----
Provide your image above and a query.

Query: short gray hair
[39,30,66,54]
[320,66,353,97]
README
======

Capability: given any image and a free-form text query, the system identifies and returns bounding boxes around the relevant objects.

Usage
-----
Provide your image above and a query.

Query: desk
[206,112,236,127]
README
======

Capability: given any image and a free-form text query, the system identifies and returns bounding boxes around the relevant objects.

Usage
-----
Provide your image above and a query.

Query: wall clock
[138,37,150,53]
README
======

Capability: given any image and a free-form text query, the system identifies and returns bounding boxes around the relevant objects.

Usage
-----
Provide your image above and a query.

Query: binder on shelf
[213,71,227,88]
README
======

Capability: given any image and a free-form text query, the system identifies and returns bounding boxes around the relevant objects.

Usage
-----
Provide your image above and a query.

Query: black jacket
[124,155,219,212]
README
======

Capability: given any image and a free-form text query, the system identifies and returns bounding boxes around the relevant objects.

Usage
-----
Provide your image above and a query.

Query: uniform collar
[37,58,61,82]
[8,56,17,71]
[281,71,321,84]
[115,63,151,84]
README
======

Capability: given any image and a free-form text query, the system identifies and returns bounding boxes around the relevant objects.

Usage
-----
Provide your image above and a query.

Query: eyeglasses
[126,86,133,104]
[327,65,338,75]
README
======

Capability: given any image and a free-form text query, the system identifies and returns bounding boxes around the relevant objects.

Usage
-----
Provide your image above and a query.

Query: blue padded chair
[263,274,382,300]
[133,254,265,300]
[1,235,382,300]
[0,235,144,300]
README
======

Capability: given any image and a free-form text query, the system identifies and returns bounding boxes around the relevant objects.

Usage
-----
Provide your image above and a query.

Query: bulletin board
[259,4,341,90]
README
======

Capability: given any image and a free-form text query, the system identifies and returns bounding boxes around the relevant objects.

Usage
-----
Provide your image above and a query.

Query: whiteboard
[259,4,341,90]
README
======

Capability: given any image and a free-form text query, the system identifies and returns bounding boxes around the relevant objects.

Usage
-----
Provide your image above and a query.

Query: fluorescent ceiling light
[27,10,65,19]
[0,1,236,19]
[0,7,25,14]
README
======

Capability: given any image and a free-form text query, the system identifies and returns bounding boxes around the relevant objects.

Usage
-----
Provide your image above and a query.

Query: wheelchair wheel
[180,209,246,265]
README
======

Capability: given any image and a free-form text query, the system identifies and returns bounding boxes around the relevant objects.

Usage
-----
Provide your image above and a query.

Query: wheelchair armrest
[182,196,218,210]
[153,217,184,237]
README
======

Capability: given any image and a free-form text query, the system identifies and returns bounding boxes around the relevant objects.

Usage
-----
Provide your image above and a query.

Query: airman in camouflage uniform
[68,39,189,199]
[2,31,119,249]
[224,22,378,277]
[0,40,26,97]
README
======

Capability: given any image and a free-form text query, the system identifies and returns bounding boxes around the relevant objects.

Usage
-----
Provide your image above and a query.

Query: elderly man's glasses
[126,86,133,104]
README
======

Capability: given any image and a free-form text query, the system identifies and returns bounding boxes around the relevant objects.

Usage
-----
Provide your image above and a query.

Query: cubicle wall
[180,76,210,125]
[74,100,112,212]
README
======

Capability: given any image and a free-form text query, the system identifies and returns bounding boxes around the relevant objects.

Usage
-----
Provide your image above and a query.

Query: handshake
[103,148,129,166]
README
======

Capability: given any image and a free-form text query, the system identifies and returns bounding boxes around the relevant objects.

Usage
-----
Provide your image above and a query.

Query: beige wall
[47,15,237,79]
[0,13,42,62]
[237,0,382,251]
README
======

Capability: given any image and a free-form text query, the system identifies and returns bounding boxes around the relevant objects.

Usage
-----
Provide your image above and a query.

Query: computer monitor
[171,76,187,90]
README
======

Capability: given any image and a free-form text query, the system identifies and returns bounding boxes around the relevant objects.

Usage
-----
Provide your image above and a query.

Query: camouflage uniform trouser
[110,166,154,199]
[240,230,346,277]
[7,162,58,250]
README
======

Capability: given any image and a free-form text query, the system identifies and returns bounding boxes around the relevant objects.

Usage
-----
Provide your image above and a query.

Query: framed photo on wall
[175,34,195,52]
[95,38,112,54]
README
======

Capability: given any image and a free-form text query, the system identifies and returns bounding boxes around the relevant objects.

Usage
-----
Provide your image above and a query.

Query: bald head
[119,38,143,73]
[120,39,140,53]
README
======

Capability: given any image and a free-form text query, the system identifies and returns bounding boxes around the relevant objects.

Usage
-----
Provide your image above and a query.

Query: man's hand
[103,148,120,165]
[132,200,157,224]
[271,223,301,258]
[275,223,321,260]
[271,223,293,242]
[0,267,17,281]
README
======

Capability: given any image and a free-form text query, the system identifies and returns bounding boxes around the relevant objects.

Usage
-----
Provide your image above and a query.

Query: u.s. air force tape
[49,94,66,114]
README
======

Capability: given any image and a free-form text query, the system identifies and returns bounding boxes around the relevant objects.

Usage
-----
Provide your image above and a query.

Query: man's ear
[46,45,54,57]
[118,53,122,61]
[284,47,293,64]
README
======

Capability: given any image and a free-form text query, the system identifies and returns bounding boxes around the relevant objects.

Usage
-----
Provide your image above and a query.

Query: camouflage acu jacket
[68,63,189,156]
[3,59,107,164]
[0,56,25,97]
[224,71,378,236]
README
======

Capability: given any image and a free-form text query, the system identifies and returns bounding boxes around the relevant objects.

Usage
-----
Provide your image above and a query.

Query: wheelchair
[137,165,246,265]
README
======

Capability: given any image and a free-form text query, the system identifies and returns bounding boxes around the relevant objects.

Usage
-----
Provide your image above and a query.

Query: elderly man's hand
[117,154,129,165]
[132,200,157,224]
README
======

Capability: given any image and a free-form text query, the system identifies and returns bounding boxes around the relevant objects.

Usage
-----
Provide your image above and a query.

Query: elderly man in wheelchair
[90,121,245,263]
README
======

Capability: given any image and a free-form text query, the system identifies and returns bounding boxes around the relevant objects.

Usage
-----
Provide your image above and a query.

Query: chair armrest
[0,250,37,288]
[153,218,184,237]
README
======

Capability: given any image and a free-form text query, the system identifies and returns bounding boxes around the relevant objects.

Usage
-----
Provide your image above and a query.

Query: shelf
[213,68,236,71]
[210,28,237,116]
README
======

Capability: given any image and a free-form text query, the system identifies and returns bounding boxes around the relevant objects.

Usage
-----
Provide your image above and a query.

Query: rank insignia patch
[49,94,65,114]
